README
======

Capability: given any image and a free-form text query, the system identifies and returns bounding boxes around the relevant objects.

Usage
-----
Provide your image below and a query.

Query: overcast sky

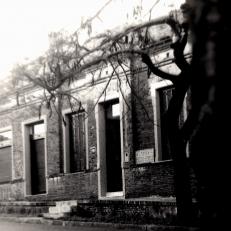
[0,0,184,80]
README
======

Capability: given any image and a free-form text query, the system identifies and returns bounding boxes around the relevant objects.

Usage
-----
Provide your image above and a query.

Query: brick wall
[124,161,175,198]
[46,109,62,176]
[0,76,176,201]
[124,160,198,199]
[86,100,98,172]
[75,199,178,225]
[0,181,24,201]
[131,67,155,154]
[0,57,193,202]
[47,171,98,200]
[0,183,12,201]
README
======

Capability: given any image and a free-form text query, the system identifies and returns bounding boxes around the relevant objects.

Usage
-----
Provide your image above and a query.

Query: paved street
[0,221,138,231]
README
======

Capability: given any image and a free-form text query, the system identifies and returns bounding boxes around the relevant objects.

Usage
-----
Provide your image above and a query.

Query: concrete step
[43,212,69,219]
[43,199,180,225]
[44,200,78,219]
[71,199,179,225]
[55,200,77,207]
[43,199,200,226]
[0,201,54,216]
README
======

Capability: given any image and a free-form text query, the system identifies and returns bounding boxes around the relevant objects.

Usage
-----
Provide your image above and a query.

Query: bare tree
[13,1,227,228]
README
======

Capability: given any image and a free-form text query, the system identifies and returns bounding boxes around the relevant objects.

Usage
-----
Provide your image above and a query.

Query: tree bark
[188,0,231,229]
[165,73,193,225]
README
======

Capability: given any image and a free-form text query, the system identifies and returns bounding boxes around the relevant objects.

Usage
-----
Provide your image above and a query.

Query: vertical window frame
[151,80,188,162]
[152,80,173,162]
[63,108,88,174]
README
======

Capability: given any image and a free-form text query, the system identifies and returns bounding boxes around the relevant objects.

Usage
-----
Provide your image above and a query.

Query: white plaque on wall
[135,148,154,164]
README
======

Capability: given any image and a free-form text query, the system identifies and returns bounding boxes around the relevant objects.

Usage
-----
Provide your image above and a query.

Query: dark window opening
[68,111,86,172]
[158,86,187,160]
[159,86,174,160]
[0,130,12,183]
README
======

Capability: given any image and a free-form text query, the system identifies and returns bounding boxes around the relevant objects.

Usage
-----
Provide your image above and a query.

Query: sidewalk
[0,214,199,231]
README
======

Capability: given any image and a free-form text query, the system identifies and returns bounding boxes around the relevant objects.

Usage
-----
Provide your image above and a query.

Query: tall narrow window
[158,85,187,161]
[68,111,86,172]
[0,130,12,183]
[158,86,174,160]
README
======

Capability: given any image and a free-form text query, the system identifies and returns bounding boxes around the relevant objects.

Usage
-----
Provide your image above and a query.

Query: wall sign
[135,148,154,164]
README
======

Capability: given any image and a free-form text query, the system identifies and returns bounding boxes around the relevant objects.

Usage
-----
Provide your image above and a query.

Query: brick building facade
[0,38,190,202]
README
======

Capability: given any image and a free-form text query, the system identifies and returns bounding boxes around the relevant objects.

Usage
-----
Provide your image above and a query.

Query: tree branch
[172,29,190,71]
[80,0,113,29]
[83,15,168,47]
[141,53,178,82]
[109,61,131,111]
[167,18,190,71]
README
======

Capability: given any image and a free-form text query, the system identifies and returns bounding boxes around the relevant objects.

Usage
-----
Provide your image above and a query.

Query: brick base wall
[47,171,98,200]
[0,181,24,201]
[75,199,178,225]
[124,160,198,199]
[0,183,11,201]
[125,161,175,198]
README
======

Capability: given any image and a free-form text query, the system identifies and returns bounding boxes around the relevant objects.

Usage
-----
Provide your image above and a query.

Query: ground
[0,220,138,231]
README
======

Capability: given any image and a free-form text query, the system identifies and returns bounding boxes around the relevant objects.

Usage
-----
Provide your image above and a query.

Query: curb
[0,216,200,231]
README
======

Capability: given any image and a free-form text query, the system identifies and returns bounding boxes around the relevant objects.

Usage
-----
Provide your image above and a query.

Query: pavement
[0,215,200,231]
[0,219,137,231]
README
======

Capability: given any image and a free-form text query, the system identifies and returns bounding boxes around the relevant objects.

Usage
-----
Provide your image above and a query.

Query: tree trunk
[188,0,231,229]
[166,75,193,225]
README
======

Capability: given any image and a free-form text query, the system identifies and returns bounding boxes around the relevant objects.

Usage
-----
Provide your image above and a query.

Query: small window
[112,103,120,117]
[0,130,12,147]
[105,101,120,119]
[68,111,86,172]
[30,122,45,140]
[0,130,12,183]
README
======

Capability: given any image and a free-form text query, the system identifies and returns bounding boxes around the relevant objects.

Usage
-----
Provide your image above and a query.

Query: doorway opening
[24,121,46,195]
[97,99,124,198]
[105,100,122,193]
